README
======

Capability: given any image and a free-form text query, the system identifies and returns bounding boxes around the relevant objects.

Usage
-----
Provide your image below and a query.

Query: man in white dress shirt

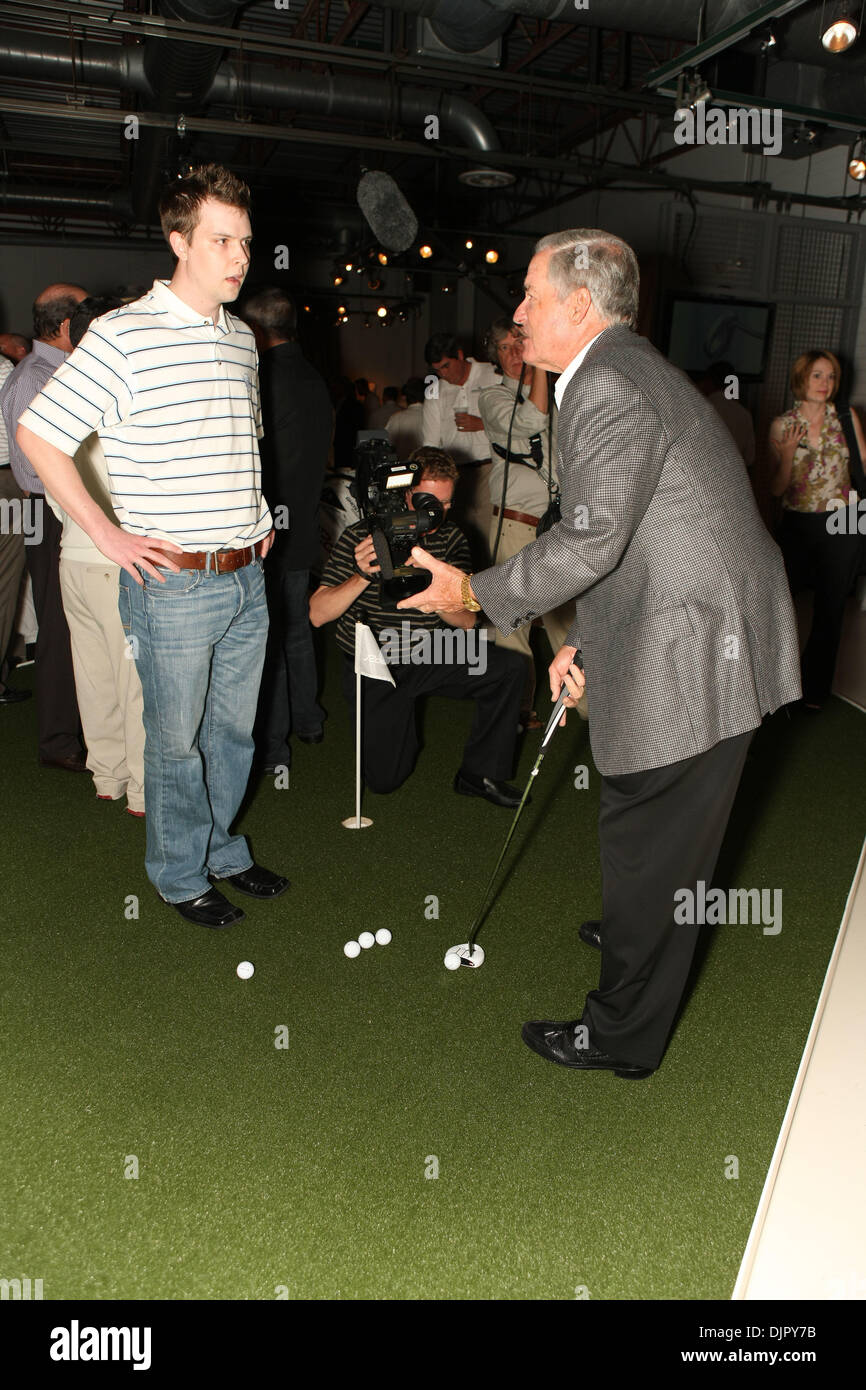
[422,333,499,564]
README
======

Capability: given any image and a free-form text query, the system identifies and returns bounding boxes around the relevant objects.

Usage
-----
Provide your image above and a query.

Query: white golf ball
[375,928,392,946]
[444,952,461,971]
[344,940,361,958]
[358,931,375,949]
[236,960,254,979]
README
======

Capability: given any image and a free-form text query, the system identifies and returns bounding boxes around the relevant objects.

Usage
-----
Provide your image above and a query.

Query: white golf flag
[354,621,395,686]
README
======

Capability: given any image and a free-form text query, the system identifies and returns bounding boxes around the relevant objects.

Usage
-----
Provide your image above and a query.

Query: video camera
[351,433,444,599]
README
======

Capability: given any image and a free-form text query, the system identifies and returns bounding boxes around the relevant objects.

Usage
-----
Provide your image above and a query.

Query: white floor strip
[732,833,866,1300]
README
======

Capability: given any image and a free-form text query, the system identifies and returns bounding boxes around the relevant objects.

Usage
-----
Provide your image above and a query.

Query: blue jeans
[254,562,325,765]
[118,558,268,902]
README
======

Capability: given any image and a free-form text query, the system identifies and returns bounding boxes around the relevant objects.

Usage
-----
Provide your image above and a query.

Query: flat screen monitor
[665,295,773,382]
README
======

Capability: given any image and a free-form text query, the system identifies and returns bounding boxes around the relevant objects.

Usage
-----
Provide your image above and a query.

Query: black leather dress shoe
[579,919,602,951]
[213,863,290,899]
[454,770,524,808]
[0,686,31,704]
[39,753,87,773]
[163,887,244,929]
[521,1019,655,1079]
[298,730,323,744]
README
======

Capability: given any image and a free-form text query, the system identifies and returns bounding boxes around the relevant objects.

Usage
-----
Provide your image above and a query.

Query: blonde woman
[769,350,864,710]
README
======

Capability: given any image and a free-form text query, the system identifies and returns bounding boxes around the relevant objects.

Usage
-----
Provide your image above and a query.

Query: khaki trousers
[59,559,145,810]
[488,513,588,719]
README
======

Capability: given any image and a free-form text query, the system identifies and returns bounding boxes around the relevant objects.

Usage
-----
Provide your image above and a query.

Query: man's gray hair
[534,229,639,329]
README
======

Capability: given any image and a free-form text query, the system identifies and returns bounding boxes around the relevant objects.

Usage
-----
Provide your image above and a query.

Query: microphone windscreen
[357,171,419,254]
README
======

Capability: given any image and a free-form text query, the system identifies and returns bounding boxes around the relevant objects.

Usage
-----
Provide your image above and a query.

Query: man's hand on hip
[549,644,586,726]
[95,522,185,586]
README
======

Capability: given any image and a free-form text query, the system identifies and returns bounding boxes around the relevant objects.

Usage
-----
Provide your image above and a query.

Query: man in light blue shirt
[0,284,86,762]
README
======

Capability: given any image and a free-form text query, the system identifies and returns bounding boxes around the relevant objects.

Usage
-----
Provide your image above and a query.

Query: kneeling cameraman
[309,446,524,805]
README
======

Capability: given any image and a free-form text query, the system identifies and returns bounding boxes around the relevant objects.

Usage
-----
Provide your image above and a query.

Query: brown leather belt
[164,540,266,573]
[492,505,541,529]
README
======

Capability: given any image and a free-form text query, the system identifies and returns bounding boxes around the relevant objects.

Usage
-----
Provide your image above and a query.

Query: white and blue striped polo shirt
[19,278,272,550]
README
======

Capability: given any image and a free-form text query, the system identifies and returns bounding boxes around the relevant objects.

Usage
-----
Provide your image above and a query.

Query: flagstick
[343,623,372,829]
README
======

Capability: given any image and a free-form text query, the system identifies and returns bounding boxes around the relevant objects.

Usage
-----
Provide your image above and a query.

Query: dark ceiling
[1,0,865,261]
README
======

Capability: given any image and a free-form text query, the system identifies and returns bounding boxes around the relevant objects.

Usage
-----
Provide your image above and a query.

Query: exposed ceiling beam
[643,0,811,89]
[331,1,370,48]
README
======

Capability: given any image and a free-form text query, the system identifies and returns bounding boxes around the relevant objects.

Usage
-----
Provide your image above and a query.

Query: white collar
[150,278,229,331]
[554,329,607,408]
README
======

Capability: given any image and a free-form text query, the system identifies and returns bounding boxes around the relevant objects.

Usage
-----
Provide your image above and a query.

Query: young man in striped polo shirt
[16,164,287,930]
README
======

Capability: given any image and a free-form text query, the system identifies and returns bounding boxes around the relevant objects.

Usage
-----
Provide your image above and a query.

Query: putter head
[445,942,485,970]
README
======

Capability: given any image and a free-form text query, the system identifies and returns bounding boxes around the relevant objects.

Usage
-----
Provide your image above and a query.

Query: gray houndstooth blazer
[471,324,802,776]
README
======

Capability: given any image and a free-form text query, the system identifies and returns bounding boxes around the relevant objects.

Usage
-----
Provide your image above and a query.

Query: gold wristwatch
[461,574,482,612]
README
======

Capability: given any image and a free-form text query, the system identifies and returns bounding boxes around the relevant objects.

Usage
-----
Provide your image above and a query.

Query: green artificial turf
[1,637,864,1301]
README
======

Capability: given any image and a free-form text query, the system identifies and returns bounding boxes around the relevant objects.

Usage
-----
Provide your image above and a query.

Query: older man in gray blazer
[401,228,801,1079]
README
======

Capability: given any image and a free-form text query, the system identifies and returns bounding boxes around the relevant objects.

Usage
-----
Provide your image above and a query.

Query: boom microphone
[356,171,419,254]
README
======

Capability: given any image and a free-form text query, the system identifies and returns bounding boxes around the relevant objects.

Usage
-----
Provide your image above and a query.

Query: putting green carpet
[1,635,864,1301]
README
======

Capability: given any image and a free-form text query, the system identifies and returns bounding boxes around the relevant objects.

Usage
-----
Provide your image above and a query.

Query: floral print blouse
[779,402,852,513]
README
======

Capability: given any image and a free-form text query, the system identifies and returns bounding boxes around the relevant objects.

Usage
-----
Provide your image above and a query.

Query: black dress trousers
[340,641,524,794]
[584,728,754,1070]
[24,499,83,761]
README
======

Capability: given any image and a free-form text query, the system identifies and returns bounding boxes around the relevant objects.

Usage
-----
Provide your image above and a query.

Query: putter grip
[540,652,584,748]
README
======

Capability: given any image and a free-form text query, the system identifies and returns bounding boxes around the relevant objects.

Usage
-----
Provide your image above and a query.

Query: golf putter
[445,652,584,970]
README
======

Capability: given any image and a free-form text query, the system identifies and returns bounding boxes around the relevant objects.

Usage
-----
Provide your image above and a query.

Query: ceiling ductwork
[2,0,866,228]
[132,0,247,222]
[0,33,500,152]
[371,0,764,51]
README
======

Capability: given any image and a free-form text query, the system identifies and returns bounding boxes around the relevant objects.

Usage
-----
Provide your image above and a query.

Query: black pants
[584,728,754,1070]
[254,560,325,766]
[24,500,82,761]
[0,468,26,691]
[780,509,861,704]
[340,639,524,794]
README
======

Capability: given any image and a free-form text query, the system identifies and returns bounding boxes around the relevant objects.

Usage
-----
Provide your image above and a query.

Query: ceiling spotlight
[333,275,344,286]
[822,4,859,52]
[759,25,776,51]
[465,238,474,249]
[377,251,388,265]
[377,305,388,318]
[337,305,346,315]
[484,248,499,264]
[303,304,311,313]
[419,244,433,259]
[849,135,866,179]
[458,168,516,188]
[344,261,354,272]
